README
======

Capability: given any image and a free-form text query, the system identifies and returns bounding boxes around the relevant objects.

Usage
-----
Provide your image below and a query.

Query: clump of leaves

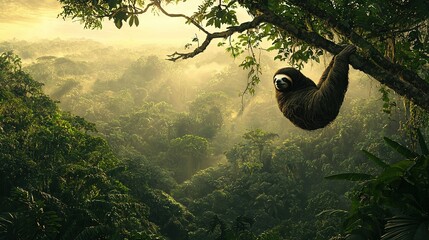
[326,129,429,240]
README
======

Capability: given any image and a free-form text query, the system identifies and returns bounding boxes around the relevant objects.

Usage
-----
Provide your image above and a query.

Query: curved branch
[135,2,155,14]
[152,1,429,110]
[166,15,267,61]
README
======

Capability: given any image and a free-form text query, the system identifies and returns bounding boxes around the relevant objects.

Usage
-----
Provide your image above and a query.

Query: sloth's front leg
[336,45,356,60]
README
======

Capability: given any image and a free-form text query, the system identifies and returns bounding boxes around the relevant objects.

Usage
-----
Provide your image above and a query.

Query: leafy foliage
[57,0,429,111]
[2,38,429,240]
[327,130,429,239]
[0,52,190,239]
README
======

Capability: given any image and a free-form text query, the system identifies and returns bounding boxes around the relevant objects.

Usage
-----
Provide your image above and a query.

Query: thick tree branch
[255,6,429,111]
[149,1,429,111]
[288,0,429,94]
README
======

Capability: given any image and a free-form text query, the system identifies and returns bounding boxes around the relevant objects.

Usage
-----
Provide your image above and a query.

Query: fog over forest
[1,34,427,240]
[2,0,429,238]
[1,39,381,135]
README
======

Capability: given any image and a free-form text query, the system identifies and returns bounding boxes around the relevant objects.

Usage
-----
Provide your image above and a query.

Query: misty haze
[1,1,428,240]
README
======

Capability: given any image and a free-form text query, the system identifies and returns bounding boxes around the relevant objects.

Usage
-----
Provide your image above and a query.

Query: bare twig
[134,2,155,14]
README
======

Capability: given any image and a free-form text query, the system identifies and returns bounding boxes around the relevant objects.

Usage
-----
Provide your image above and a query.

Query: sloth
[273,45,356,130]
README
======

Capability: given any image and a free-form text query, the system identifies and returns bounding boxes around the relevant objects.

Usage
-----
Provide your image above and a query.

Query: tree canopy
[0,52,194,239]
[58,0,429,111]
[2,38,429,239]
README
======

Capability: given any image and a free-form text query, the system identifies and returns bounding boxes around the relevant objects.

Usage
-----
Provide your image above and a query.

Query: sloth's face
[274,74,293,91]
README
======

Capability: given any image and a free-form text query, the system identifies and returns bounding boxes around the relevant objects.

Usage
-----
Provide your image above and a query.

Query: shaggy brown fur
[274,45,356,130]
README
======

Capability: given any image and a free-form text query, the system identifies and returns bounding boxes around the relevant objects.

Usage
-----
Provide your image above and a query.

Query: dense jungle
[1,0,428,240]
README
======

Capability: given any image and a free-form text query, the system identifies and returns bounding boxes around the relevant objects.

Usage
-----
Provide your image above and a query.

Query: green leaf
[129,16,134,27]
[128,15,139,27]
[377,167,404,183]
[390,159,414,171]
[325,173,373,181]
[382,216,429,240]
[361,149,389,169]
[383,137,419,159]
[316,209,348,217]
[416,129,429,155]
[114,19,123,29]
[376,160,413,183]
[134,16,139,27]
[107,0,120,9]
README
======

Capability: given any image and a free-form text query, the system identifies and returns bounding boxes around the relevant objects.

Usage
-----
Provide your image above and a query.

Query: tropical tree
[173,92,228,139]
[0,52,181,239]
[167,134,209,182]
[226,129,278,173]
[57,0,429,111]
[174,127,354,239]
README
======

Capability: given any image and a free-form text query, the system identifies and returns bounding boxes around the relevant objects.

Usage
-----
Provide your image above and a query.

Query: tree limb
[256,6,429,111]
[148,1,429,111]
[166,15,267,61]
[287,0,429,94]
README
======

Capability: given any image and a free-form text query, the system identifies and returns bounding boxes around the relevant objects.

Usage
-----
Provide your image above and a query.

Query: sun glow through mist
[0,0,203,46]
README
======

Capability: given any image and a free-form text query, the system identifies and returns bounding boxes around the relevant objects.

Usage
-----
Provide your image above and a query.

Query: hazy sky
[0,0,210,46]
